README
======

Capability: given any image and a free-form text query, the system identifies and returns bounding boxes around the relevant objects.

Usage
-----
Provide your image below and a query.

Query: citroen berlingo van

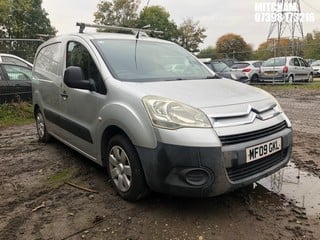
[32,23,292,201]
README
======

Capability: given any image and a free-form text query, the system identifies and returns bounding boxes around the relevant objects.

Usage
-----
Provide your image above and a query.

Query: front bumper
[136,127,292,197]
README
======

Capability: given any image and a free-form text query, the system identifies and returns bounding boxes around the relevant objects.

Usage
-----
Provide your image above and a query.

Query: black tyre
[250,74,259,83]
[106,135,148,201]
[308,74,313,83]
[35,109,51,143]
[287,75,294,84]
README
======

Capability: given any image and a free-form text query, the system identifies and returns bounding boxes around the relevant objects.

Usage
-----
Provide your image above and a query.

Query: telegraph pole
[267,0,304,56]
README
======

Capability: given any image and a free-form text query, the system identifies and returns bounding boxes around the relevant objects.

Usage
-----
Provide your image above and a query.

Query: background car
[311,60,320,77]
[0,53,33,69]
[259,56,313,83]
[0,63,33,103]
[230,60,262,83]
[201,59,249,83]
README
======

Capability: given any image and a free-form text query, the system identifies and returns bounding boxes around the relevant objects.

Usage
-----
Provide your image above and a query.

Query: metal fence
[0,38,44,63]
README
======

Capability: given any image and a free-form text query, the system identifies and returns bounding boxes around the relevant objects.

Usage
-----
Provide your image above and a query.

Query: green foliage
[94,0,140,27]
[136,6,178,42]
[0,0,56,61]
[216,33,252,60]
[303,31,320,59]
[0,102,34,128]
[177,18,206,53]
[197,46,218,59]
[94,1,206,51]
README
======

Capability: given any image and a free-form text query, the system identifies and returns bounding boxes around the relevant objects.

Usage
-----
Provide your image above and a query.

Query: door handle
[60,93,68,100]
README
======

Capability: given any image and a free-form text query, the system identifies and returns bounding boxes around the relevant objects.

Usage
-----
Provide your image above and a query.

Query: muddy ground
[0,86,320,240]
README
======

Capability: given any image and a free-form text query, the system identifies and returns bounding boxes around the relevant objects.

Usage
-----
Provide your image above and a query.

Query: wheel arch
[100,125,129,166]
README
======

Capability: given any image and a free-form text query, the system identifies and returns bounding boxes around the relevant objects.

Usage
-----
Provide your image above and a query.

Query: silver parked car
[32,24,292,201]
[231,61,262,83]
[259,56,313,83]
[311,60,320,77]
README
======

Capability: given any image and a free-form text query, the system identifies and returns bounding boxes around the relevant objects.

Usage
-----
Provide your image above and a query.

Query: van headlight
[142,96,212,130]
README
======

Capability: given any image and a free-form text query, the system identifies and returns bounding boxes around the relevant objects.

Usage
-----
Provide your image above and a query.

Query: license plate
[246,138,282,163]
[265,72,275,76]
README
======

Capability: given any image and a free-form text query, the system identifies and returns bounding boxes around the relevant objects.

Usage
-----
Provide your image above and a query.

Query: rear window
[231,63,250,69]
[211,61,229,72]
[262,57,286,67]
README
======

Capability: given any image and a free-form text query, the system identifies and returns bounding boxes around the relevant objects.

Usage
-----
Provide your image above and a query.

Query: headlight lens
[143,96,212,129]
[272,99,292,128]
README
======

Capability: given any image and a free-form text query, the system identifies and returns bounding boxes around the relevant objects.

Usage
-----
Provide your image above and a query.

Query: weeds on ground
[0,101,34,128]
[256,79,320,91]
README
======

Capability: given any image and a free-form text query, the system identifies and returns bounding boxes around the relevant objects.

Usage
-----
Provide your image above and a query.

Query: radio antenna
[136,0,151,39]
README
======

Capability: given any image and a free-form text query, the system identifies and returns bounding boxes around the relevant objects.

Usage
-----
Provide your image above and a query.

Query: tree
[136,6,178,41]
[303,31,320,59]
[0,0,56,61]
[253,38,300,60]
[177,18,206,53]
[94,0,140,27]
[216,33,252,60]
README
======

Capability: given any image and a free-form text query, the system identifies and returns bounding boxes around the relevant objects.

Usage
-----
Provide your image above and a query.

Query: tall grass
[0,102,34,128]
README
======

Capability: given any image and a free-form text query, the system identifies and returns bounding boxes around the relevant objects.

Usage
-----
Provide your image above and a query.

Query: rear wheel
[287,75,294,84]
[308,73,313,83]
[35,109,51,142]
[106,135,148,201]
[250,74,259,83]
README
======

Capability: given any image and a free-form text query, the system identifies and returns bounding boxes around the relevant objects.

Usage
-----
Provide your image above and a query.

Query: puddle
[258,161,320,216]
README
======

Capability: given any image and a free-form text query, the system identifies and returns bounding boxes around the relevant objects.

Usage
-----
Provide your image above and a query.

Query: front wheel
[35,109,51,142]
[106,135,148,201]
[308,74,313,83]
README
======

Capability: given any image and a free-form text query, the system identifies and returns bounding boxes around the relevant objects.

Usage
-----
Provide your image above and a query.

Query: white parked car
[0,53,33,69]
[231,61,262,83]
[311,60,320,77]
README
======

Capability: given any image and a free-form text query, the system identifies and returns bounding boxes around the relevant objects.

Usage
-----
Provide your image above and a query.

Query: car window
[211,61,229,72]
[253,62,262,67]
[231,63,249,69]
[1,56,30,68]
[262,57,286,67]
[35,42,62,76]
[93,39,213,82]
[66,41,106,94]
[311,60,320,66]
[298,58,309,67]
[293,58,300,67]
[2,64,32,81]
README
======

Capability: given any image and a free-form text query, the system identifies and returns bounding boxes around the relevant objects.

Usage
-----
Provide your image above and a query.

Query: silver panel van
[32,26,292,201]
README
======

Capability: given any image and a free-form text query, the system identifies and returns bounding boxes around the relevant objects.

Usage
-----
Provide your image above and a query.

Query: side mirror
[63,66,96,91]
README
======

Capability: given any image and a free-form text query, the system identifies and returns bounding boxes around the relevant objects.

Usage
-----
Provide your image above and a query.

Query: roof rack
[76,22,163,36]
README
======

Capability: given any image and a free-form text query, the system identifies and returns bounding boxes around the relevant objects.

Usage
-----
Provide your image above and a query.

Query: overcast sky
[42,0,320,49]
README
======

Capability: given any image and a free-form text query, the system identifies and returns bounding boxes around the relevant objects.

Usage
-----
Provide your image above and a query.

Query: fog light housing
[182,169,211,186]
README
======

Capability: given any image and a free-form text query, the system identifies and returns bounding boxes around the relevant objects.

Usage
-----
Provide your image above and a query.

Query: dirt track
[0,86,320,240]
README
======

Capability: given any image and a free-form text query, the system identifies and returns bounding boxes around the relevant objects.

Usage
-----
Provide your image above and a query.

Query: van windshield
[93,39,213,82]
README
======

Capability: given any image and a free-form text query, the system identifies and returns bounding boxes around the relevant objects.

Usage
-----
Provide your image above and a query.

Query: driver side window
[66,41,106,94]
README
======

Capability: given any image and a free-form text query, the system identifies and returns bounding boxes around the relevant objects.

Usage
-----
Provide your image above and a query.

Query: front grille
[219,121,287,146]
[226,148,288,182]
